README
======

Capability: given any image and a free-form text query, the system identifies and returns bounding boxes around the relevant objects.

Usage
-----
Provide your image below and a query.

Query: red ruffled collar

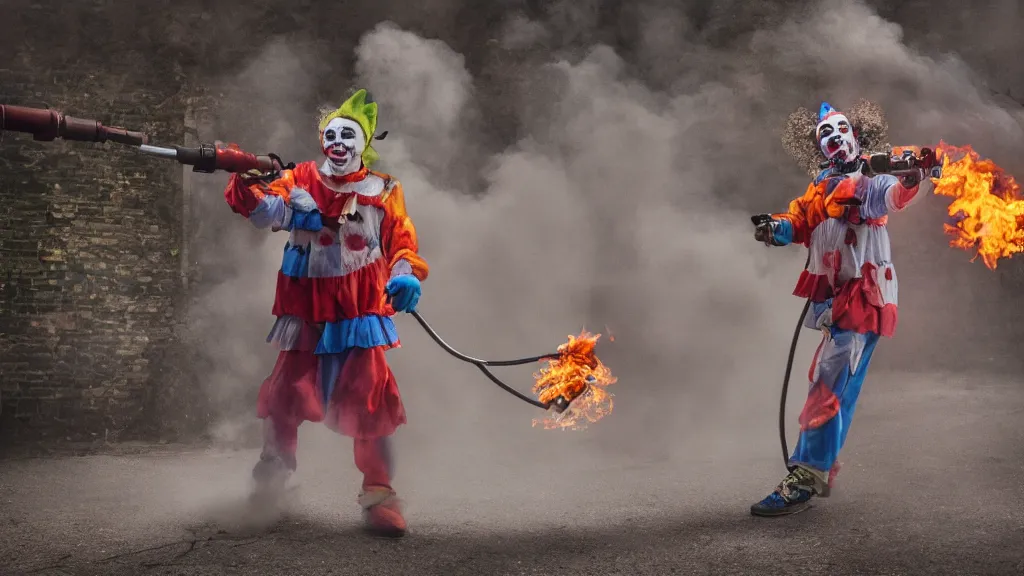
[324,164,368,184]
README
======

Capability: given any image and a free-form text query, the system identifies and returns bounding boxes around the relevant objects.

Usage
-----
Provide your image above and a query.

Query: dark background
[1,0,1022,447]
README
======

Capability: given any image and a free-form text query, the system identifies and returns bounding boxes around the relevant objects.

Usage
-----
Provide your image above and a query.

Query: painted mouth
[326,146,352,165]
[826,141,849,161]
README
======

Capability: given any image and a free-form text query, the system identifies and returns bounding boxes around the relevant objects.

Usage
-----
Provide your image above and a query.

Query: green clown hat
[319,88,381,168]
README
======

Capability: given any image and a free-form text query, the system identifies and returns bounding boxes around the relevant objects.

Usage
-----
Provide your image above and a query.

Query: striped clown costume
[222,89,426,536]
[750,102,925,517]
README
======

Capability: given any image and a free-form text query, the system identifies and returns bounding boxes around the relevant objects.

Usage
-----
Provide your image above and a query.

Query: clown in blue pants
[750,298,882,517]
[750,98,925,516]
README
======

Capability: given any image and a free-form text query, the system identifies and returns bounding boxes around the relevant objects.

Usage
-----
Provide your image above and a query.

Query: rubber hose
[408,310,558,410]
[780,251,813,471]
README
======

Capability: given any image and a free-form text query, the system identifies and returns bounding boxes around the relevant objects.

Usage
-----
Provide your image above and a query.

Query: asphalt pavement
[1,369,1022,576]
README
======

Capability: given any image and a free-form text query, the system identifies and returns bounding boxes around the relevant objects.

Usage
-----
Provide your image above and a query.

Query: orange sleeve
[772,181,828,246]
[380,179,429,281]
[224,169,295,217]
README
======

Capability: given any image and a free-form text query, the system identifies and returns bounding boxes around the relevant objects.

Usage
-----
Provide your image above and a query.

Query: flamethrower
[0,104,293,174]
[2,103,618,429]
[757,143,1024,470]
[862,147,943,180]
[815,146,944,180]
[848,143,1023,269]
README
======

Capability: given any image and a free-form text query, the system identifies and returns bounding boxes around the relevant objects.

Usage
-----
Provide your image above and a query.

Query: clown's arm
[223,169,322,232]
[757,183,818,247]
[380,179,429,313]
[858,171,924,219]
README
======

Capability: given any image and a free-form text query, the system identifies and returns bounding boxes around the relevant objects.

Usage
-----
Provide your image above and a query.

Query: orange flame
[932,142,1024,269]
[531,330,616,431]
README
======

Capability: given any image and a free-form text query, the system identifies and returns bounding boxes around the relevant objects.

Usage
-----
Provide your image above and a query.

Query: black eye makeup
[325,129,337,141]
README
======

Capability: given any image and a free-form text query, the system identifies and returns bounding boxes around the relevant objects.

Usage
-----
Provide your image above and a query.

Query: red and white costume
[222,89,426,536]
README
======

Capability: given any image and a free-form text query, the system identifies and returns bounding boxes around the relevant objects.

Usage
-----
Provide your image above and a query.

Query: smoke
[185,39,327,446]
[182,0,1024,503]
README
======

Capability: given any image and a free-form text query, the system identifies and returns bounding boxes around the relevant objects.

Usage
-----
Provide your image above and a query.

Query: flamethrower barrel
[1,105,278,175]
[137,142,278,174]
[138,144,178,159]
[865,148,943,179]
[407,310,571,411]
[0,104,148,146]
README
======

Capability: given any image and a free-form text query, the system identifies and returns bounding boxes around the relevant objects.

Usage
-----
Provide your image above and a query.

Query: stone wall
[0,2,202,444]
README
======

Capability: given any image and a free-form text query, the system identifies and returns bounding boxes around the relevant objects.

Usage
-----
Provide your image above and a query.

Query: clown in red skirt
[222,89,426,537]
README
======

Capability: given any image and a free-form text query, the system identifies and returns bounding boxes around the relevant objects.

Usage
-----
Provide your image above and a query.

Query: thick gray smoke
[186,39,327,445]
[183,0,1024,506]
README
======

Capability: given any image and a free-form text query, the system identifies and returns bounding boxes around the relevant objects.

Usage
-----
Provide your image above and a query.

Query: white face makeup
[816,113,860,163]
[321,117,366,176]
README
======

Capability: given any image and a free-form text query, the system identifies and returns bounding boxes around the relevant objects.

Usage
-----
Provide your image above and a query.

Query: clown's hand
[753,217,793,247]
[386,275,422,313]
[238,168,266,182]
[899,168,925,190]
[289,189,318,213]
[215,140,283,181]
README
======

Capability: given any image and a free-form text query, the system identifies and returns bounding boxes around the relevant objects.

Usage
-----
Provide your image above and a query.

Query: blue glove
[770,219,794,246]
[386,275,421,313]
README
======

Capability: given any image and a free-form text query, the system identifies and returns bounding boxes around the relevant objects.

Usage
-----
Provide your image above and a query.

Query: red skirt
[256,347,406,439]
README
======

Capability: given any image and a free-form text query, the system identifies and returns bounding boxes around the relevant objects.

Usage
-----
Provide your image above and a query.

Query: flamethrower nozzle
[1,104,148,146]
[549,395,572,413]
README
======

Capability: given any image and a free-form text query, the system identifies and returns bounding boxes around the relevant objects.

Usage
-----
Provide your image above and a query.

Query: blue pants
[790,326,880,474]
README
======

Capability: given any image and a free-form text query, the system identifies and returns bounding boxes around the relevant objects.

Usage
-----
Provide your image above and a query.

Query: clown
[750,100,926,516]
[222,89,427,536]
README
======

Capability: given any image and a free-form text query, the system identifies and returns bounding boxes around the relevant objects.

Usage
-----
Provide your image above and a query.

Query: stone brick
[0,0,210,444]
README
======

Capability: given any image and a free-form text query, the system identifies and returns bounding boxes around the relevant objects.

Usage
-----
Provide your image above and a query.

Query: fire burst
[932,142,1024,269]
[531,331,616,431]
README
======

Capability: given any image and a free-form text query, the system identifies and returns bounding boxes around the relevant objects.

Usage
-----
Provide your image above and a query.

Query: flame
[932,142,1024,269]
[531,330,617,431]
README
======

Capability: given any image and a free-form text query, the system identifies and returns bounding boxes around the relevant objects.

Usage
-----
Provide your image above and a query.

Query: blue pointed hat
[818,101,836,123]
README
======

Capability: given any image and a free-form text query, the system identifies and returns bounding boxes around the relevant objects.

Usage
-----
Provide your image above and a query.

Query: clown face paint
[321,117,366,176]
[816,113,860,163]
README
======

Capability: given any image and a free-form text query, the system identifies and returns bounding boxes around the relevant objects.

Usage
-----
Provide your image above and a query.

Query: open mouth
[827,141,848,162]
[326,146,350,165]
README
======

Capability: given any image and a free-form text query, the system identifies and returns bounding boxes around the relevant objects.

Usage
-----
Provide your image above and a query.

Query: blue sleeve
[248,195,288,229]
[290,210,323,231]
[247,192,324,232]
[286,188,323,231]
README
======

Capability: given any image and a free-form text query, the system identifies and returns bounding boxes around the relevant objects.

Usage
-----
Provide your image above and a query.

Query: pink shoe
[359,490,406,538]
